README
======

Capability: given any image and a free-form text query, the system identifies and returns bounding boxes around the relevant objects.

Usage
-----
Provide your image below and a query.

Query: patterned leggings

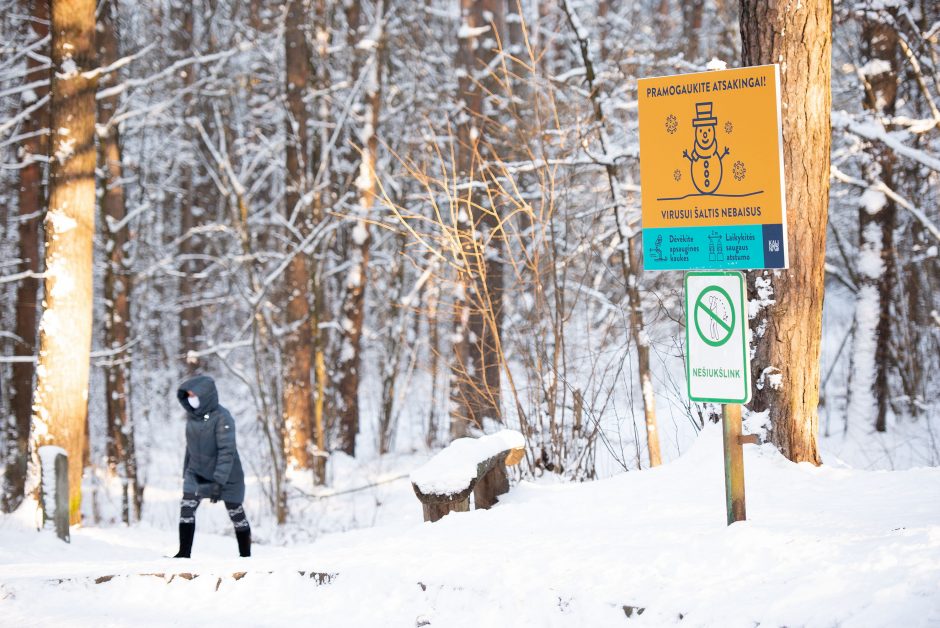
[179,493,250,530]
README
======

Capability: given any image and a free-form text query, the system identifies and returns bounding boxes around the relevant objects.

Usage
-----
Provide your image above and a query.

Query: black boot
[236,528,251,557]
[174,522,195,558]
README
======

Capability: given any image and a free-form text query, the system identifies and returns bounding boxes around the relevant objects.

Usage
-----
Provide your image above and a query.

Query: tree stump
[39,445,69,542]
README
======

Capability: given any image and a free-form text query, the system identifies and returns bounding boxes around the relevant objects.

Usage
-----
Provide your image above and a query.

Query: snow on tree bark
[282,0,316,472]
[31,0,98,524]
[97,0,141,523]
[741,0,831,464]
[847,7,899,433]
[335,0,386,457]
[3,0,49,514]
[450,0,506,438]
[172,0,205,374]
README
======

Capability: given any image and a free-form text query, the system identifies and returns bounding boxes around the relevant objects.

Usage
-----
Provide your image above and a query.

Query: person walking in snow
[173,375,251,558]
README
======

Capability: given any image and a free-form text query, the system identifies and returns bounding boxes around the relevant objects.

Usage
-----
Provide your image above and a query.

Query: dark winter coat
[177,375,246,503]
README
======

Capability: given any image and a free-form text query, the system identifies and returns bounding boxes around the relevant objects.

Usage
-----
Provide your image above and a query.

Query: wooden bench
[410,430,526,522]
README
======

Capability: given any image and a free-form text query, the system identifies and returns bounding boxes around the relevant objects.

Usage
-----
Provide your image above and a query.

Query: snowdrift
[1,424,938,627]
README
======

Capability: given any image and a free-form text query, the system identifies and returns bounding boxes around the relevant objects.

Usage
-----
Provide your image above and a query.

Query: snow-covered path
[2,426,939,627]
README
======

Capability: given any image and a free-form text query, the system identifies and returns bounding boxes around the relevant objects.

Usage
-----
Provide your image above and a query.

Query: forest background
[0,0,938,532]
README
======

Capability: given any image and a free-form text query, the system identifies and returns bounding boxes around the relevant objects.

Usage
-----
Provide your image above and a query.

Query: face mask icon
[188,395,200,409]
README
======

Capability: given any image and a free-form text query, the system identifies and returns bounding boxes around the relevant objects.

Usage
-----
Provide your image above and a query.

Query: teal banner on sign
[643,224,785,270]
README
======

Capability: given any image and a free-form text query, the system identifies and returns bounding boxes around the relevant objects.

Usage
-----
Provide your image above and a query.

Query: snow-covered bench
[410,430,526,522]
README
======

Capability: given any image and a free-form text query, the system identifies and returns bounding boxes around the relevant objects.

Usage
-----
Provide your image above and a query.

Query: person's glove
[209,483,223,504]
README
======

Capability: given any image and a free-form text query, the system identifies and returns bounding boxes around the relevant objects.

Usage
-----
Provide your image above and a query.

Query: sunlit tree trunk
[32,0,98,524]
[3,0,49,513]
[282,0,315,470]
[98,0,141,523]
[308,0,331,484]
[741,0,831,464]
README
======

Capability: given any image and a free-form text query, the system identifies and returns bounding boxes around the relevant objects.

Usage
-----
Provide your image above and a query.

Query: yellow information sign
[638,64,787,270]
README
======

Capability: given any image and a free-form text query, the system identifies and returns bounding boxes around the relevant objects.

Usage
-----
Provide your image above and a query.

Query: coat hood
[177,375,220,416]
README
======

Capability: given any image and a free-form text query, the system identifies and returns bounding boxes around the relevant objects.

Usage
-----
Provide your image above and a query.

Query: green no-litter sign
[685,272,751,403]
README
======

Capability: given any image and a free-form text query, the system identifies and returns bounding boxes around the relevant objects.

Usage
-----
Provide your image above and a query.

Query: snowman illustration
[682,102,729,195]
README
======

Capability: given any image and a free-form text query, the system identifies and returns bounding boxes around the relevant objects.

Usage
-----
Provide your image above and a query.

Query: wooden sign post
[638,65,787,526]
[685,272,752,525]
[722,403,746,524]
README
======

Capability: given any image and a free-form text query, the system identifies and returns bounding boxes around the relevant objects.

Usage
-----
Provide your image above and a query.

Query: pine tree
[282,0,316,471]
[32,0,99,523]
[3,0,49,513]
[740,0,832,463]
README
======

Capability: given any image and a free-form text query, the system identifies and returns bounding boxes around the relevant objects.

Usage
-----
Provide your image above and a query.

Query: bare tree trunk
[450,0,485,439]
[172,0,203,373]
[377,235,409,455]
[32,0,98,524]
[3,0,49,513]
[682,0,705,61]
[282,0,315,470]
[335,0,387,456]
[477,0,506,427]
[740,0,831,464]
[309,0,331,485]
[450,0,506,438]
[98,0,141,523]
[846,8,899,433]
[426,277,442,449]
[626,237,662,468]
[656,0,672,39]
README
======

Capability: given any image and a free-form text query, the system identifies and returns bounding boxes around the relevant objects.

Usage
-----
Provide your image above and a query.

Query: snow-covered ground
[2,424,938,628]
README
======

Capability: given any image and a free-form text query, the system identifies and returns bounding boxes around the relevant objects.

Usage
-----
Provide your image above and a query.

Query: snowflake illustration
[724,121,733,134]
[665,114,678,134]
[673,169,682,182]
[733,160,746,181]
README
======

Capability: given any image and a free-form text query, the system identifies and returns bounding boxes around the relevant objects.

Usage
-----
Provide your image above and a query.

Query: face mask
[187,396,200,409]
